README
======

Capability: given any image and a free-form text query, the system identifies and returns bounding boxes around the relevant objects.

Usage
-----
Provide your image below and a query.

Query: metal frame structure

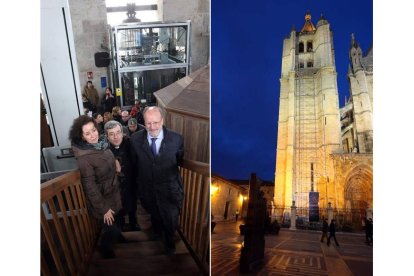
[111,21,191,107]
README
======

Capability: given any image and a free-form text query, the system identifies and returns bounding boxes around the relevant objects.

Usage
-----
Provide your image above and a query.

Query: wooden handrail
[41,170,99,275]
[178,158,210,275]
[41,159,211,275]
[41,171,80,202]
[182,158,210,176]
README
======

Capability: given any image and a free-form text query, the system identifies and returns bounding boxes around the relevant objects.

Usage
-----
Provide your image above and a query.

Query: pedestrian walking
[327,219,339,246]
[235,210,240,221]
[365,218,373,245]
[320,217,328,242]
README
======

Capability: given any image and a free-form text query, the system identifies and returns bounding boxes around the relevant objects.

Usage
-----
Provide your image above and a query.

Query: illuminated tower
[274,12,341,212]
[347,34,373,153]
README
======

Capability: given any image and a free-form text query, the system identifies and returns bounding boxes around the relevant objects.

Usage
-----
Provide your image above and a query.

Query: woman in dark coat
[101,87,117,113]
[69,115,124,258]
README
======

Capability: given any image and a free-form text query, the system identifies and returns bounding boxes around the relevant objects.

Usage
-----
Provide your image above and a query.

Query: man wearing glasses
[105,120,140,232]
[130,106,184,255]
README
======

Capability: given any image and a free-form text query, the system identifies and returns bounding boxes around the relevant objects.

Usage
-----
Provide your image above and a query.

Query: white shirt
[147,129,164,155]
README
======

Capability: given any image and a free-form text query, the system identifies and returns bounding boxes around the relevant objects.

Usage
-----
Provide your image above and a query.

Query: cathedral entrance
[343,165,373,230]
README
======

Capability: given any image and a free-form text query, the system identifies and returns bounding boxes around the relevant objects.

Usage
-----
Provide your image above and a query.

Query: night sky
[211,0,373,181]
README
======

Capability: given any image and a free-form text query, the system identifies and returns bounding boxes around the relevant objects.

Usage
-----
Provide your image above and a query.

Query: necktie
[151,138,157,156]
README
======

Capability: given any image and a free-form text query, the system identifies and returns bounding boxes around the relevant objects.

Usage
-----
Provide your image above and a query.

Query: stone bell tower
[347,34,373,153]
[274,12,341,212]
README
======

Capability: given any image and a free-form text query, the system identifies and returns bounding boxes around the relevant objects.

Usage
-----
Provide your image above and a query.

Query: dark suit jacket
[130,127,184,212]
[108,137,136,213]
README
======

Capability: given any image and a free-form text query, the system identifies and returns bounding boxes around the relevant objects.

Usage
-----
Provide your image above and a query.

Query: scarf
[75,134,109,151]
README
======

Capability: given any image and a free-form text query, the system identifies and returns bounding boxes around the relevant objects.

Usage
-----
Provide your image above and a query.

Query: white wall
[41,0,83,146]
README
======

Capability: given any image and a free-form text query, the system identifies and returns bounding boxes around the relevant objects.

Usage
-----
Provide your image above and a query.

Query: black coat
[365,220,373,235]
[102,96,117,113]
[322,220,328,233]
[130,127,184,231]
[108,137,137,213]
[329,222,336,235]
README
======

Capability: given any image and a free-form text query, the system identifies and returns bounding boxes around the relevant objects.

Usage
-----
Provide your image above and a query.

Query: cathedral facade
[274,12,373,223]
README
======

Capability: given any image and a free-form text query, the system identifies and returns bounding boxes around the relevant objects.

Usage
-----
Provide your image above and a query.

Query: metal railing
[179,158,210,275]
[268,205,369,232]
[41,170,99,276]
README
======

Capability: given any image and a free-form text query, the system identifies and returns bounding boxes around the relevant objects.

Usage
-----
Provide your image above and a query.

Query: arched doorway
[343,165,373,229]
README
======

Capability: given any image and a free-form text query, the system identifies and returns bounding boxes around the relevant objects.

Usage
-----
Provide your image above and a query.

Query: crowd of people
[82,81,146,137]
[72,84,185,258]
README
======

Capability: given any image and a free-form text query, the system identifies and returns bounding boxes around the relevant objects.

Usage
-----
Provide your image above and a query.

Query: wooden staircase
[41,159,210,275]
[87,204,202,276]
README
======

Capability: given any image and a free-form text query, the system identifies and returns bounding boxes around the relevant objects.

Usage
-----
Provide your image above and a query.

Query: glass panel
[116,26,188,68]
[120,67,186,106]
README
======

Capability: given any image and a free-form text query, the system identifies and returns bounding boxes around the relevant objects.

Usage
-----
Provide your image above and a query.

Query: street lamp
[210,182,219,196]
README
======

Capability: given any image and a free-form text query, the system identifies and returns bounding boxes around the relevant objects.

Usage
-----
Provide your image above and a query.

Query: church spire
[300,10,316,34]
[349,33,364,72]
[351,33,359,48]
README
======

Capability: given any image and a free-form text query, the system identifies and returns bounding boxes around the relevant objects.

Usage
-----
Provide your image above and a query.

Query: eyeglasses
[145,121,161,127]
[108,131,122,138]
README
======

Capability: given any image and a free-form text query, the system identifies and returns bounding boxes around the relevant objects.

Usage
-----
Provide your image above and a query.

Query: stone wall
[69,0,110,105]
[158,0,210,72]
[211,176,247,221]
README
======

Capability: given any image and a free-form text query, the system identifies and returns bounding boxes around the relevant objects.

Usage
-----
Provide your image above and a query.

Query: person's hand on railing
[103,209,115,225]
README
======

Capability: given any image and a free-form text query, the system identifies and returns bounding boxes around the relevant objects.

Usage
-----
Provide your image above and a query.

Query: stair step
[91,240,189,260]
[87,252,202,275]
[86,203,202,275]
[120,230,153,242]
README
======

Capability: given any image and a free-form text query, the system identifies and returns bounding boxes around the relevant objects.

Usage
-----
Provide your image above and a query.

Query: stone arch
[343,164,373,210]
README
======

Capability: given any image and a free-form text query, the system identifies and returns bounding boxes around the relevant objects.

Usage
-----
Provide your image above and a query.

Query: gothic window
[307,61,313,68]
[299,42,304,53]
[344,138,350,153]
[299,62,304,68]
[307,41,313,52]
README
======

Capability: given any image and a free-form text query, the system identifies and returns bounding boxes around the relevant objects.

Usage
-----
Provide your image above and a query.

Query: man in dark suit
[130,106,184,254]
[105,120,140,232]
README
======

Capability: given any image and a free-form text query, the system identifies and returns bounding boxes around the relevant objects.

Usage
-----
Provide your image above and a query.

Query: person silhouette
[327,219,339,246]
[320,217,328,242]
[365,218,373,245]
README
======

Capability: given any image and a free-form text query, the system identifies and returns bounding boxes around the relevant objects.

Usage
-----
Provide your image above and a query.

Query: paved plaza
[211,221,373,275]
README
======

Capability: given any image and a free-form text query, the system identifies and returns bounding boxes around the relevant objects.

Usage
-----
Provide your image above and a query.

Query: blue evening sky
[211,0,373,181]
